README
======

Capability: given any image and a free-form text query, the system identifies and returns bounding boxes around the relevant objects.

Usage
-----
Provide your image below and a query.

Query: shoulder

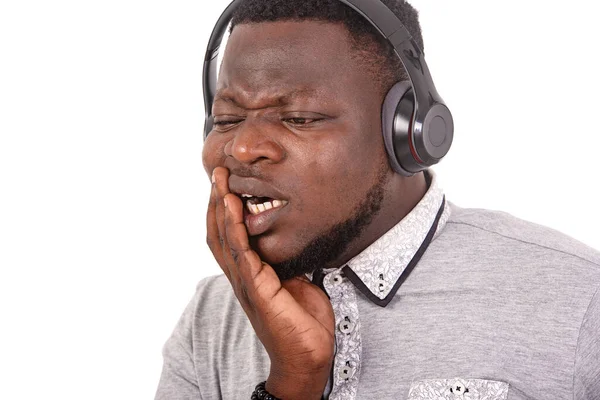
[445,202,600,268]
[182,274,257,357]
[165,274,240,342]
[191,273,245,321]
[194,273,235,303]
[437,202,600,309]
[159,274,268,397]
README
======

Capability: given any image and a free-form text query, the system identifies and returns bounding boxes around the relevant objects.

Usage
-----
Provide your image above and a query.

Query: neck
[324,171,428,269]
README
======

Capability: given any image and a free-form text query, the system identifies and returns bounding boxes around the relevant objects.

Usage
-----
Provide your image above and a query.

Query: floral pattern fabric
[408,378,509,400]
[322,272,362,399]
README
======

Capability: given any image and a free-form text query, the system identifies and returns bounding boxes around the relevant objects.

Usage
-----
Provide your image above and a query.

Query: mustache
[225,164,271,181]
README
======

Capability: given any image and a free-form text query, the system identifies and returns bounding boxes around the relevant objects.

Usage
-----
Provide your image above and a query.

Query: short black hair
[230,0,424,94]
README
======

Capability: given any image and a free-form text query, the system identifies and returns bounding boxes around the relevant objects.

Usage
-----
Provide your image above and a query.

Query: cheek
[295,134,382,212]
[201,136,226,175]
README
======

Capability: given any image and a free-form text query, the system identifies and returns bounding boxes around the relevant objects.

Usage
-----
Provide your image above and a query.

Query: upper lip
[228,175,287,201]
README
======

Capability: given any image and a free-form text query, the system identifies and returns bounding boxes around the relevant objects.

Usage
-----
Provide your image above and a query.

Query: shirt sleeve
[573,284,600,400]
[155,285,203,400]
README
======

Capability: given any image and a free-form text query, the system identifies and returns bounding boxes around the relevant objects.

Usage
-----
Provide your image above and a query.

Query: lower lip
[244,204,288,236]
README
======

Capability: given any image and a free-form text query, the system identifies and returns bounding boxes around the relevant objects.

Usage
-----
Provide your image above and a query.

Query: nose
[224,119,286,165]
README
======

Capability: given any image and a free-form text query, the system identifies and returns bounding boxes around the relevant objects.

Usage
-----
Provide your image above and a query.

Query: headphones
[202,0,453,176]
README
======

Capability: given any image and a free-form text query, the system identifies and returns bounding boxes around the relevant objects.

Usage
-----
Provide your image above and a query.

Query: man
[155,0,600,399]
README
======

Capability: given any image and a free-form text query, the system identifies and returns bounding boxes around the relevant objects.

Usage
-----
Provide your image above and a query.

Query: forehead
[216,21,362,102]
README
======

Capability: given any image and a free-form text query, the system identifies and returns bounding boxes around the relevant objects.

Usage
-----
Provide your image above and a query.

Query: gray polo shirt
[155,174,600,400]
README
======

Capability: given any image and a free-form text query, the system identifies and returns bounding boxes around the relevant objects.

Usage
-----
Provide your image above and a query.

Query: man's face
[202,21,392,272]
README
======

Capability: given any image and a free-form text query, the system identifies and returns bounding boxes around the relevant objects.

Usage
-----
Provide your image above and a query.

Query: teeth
[246,199,289,215]
[241,194,253,198]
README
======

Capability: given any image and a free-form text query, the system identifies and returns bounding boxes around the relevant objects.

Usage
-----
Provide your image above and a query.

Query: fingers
[206,167,238,283]
[207,166,282,310]
[206,168,230,280]
[223,192,263,281]
[213,167,229,242]
[213,167,242,284]
[223,191,282,304]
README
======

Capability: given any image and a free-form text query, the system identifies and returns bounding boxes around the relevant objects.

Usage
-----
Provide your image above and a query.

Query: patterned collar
[340,170,450,307]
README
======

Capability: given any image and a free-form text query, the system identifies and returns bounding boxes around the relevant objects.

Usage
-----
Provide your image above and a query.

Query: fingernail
[223,196,229,208]
[211,170,216,184]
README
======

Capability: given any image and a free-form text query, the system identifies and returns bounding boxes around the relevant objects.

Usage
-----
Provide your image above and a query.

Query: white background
[1,1,598,399]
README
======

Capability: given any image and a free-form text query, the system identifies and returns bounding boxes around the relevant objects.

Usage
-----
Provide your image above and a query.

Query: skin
[203,21,427,399]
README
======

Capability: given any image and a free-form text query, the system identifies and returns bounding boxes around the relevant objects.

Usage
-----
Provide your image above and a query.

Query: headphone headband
[202,0,239,136]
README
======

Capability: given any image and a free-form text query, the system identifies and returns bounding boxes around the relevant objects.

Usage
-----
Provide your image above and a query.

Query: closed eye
[214,120,243,126]
[213,119,244,131]
[282,117,324,126]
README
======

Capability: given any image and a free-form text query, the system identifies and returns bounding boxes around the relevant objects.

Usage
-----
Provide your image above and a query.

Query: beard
[270,163,389,281]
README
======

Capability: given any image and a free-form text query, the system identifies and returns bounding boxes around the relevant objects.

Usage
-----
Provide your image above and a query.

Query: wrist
[266,368,329,400]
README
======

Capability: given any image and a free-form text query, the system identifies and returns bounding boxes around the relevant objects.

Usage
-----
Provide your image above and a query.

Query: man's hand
[207,167,335,400]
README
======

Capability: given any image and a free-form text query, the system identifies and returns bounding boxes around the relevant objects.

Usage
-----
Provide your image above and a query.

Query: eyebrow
[214,88,318,110]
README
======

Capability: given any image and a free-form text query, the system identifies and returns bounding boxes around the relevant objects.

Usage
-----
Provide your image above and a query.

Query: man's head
[230,0,424,95]
[202,0,427,280]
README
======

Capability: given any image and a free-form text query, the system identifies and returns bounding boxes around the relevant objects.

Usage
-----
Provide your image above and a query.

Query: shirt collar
[342,169,450,305]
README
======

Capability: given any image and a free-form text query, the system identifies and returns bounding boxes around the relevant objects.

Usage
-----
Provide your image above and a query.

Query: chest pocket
[407,378,509,400]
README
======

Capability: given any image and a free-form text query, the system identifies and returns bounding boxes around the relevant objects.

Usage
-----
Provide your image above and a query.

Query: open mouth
[227,175,290,236]
[240,194,289,216]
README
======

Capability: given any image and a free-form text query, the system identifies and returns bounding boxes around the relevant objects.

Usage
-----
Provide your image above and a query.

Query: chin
[249,234,301,266]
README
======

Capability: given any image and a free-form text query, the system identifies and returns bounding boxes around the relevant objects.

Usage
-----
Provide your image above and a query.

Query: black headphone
[202,0,453,176]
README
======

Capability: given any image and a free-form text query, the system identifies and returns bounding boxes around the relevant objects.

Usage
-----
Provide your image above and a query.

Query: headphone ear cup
[381,81,414,176]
